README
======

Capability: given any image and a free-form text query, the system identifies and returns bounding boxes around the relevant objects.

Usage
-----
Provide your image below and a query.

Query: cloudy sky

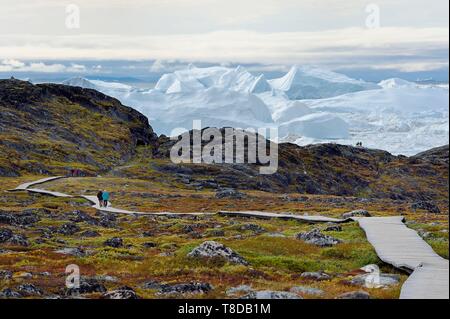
[0,0,448,77]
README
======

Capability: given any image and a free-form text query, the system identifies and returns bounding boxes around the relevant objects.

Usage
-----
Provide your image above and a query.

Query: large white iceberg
[269,65,380,99]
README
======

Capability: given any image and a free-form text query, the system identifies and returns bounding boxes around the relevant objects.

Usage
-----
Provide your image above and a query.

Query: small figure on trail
[70,169,75,177]
[102,190,110,208]
[97,190,104,207]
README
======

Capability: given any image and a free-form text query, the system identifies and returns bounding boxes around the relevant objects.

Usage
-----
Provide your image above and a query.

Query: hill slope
[0,79,157,176]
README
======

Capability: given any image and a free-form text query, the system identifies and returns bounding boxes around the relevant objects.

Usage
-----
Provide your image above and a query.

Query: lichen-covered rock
[411,201,441,214]
[0,228,13,243]
[290,286,324,296]
[0,288,22,298]
[158,282,213,295]
[55,247,87,257]
[17,284,43,296]
[242,290,302,299]
[58,223,81,236]
[300,271,332,281]
[188,241,248,265]
[215,188,245,199]
[337,291,371,299]
[66,278,107,295]
[323,223,342,232]
[296,229,341,247]
[104,237,123,248]
[240,224,265,233]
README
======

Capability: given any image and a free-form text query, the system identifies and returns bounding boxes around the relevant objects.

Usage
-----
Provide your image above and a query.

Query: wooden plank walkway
[219,211,351,223]
[356,216,449,299]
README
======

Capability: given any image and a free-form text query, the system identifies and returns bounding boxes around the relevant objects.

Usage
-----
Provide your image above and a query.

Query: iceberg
[269,65,380,99]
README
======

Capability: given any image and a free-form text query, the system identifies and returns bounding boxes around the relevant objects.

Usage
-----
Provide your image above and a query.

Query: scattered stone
[102,286,139,299]
[66,278,106,295]
[411,201,441,214]
[337,291,371,299]
[215,188,245,199]
[142,280,162,290]
[181,225,194,233]
[0,270,13,280]
[17,284,43,296]
[290,286,324,296]
[58,223,81,236]
[240,224,265,233]
[323,223,342,232]
[159,252,175,257]
[104,237,123,248]
[80,230,100,238]
[347,273,400,288]
[95,275,118,283]
[68,210,100,225]
[96,212,117,228]
[158,282,213,295]
[265,233,286,238]
[209,229,225,237]
[8,234,29,246]
[188,231,202,239]
[142,231,154,237]
[300,271,332,281]
[16,211,40,226]
[226,285,253,297]
[243,291,302,299]
[55,247,87,257]
[0,228,13,243]
[296,229,341,247]
[342,210,371,219]
[13,272,33,279]
[188,241,248,265]
[0,288,22,298]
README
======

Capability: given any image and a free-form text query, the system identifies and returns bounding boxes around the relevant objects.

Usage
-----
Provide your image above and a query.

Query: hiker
[102,190,110,208]
[97,191,103,207]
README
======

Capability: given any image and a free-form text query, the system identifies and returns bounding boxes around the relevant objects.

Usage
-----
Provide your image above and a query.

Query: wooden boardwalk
[9,176,65,191]
[219,211,351,223]
[9,177,450,299]
[357,216,449,299]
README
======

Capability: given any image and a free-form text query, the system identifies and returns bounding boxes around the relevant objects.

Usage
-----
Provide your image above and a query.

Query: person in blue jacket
[102,190,110,207]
